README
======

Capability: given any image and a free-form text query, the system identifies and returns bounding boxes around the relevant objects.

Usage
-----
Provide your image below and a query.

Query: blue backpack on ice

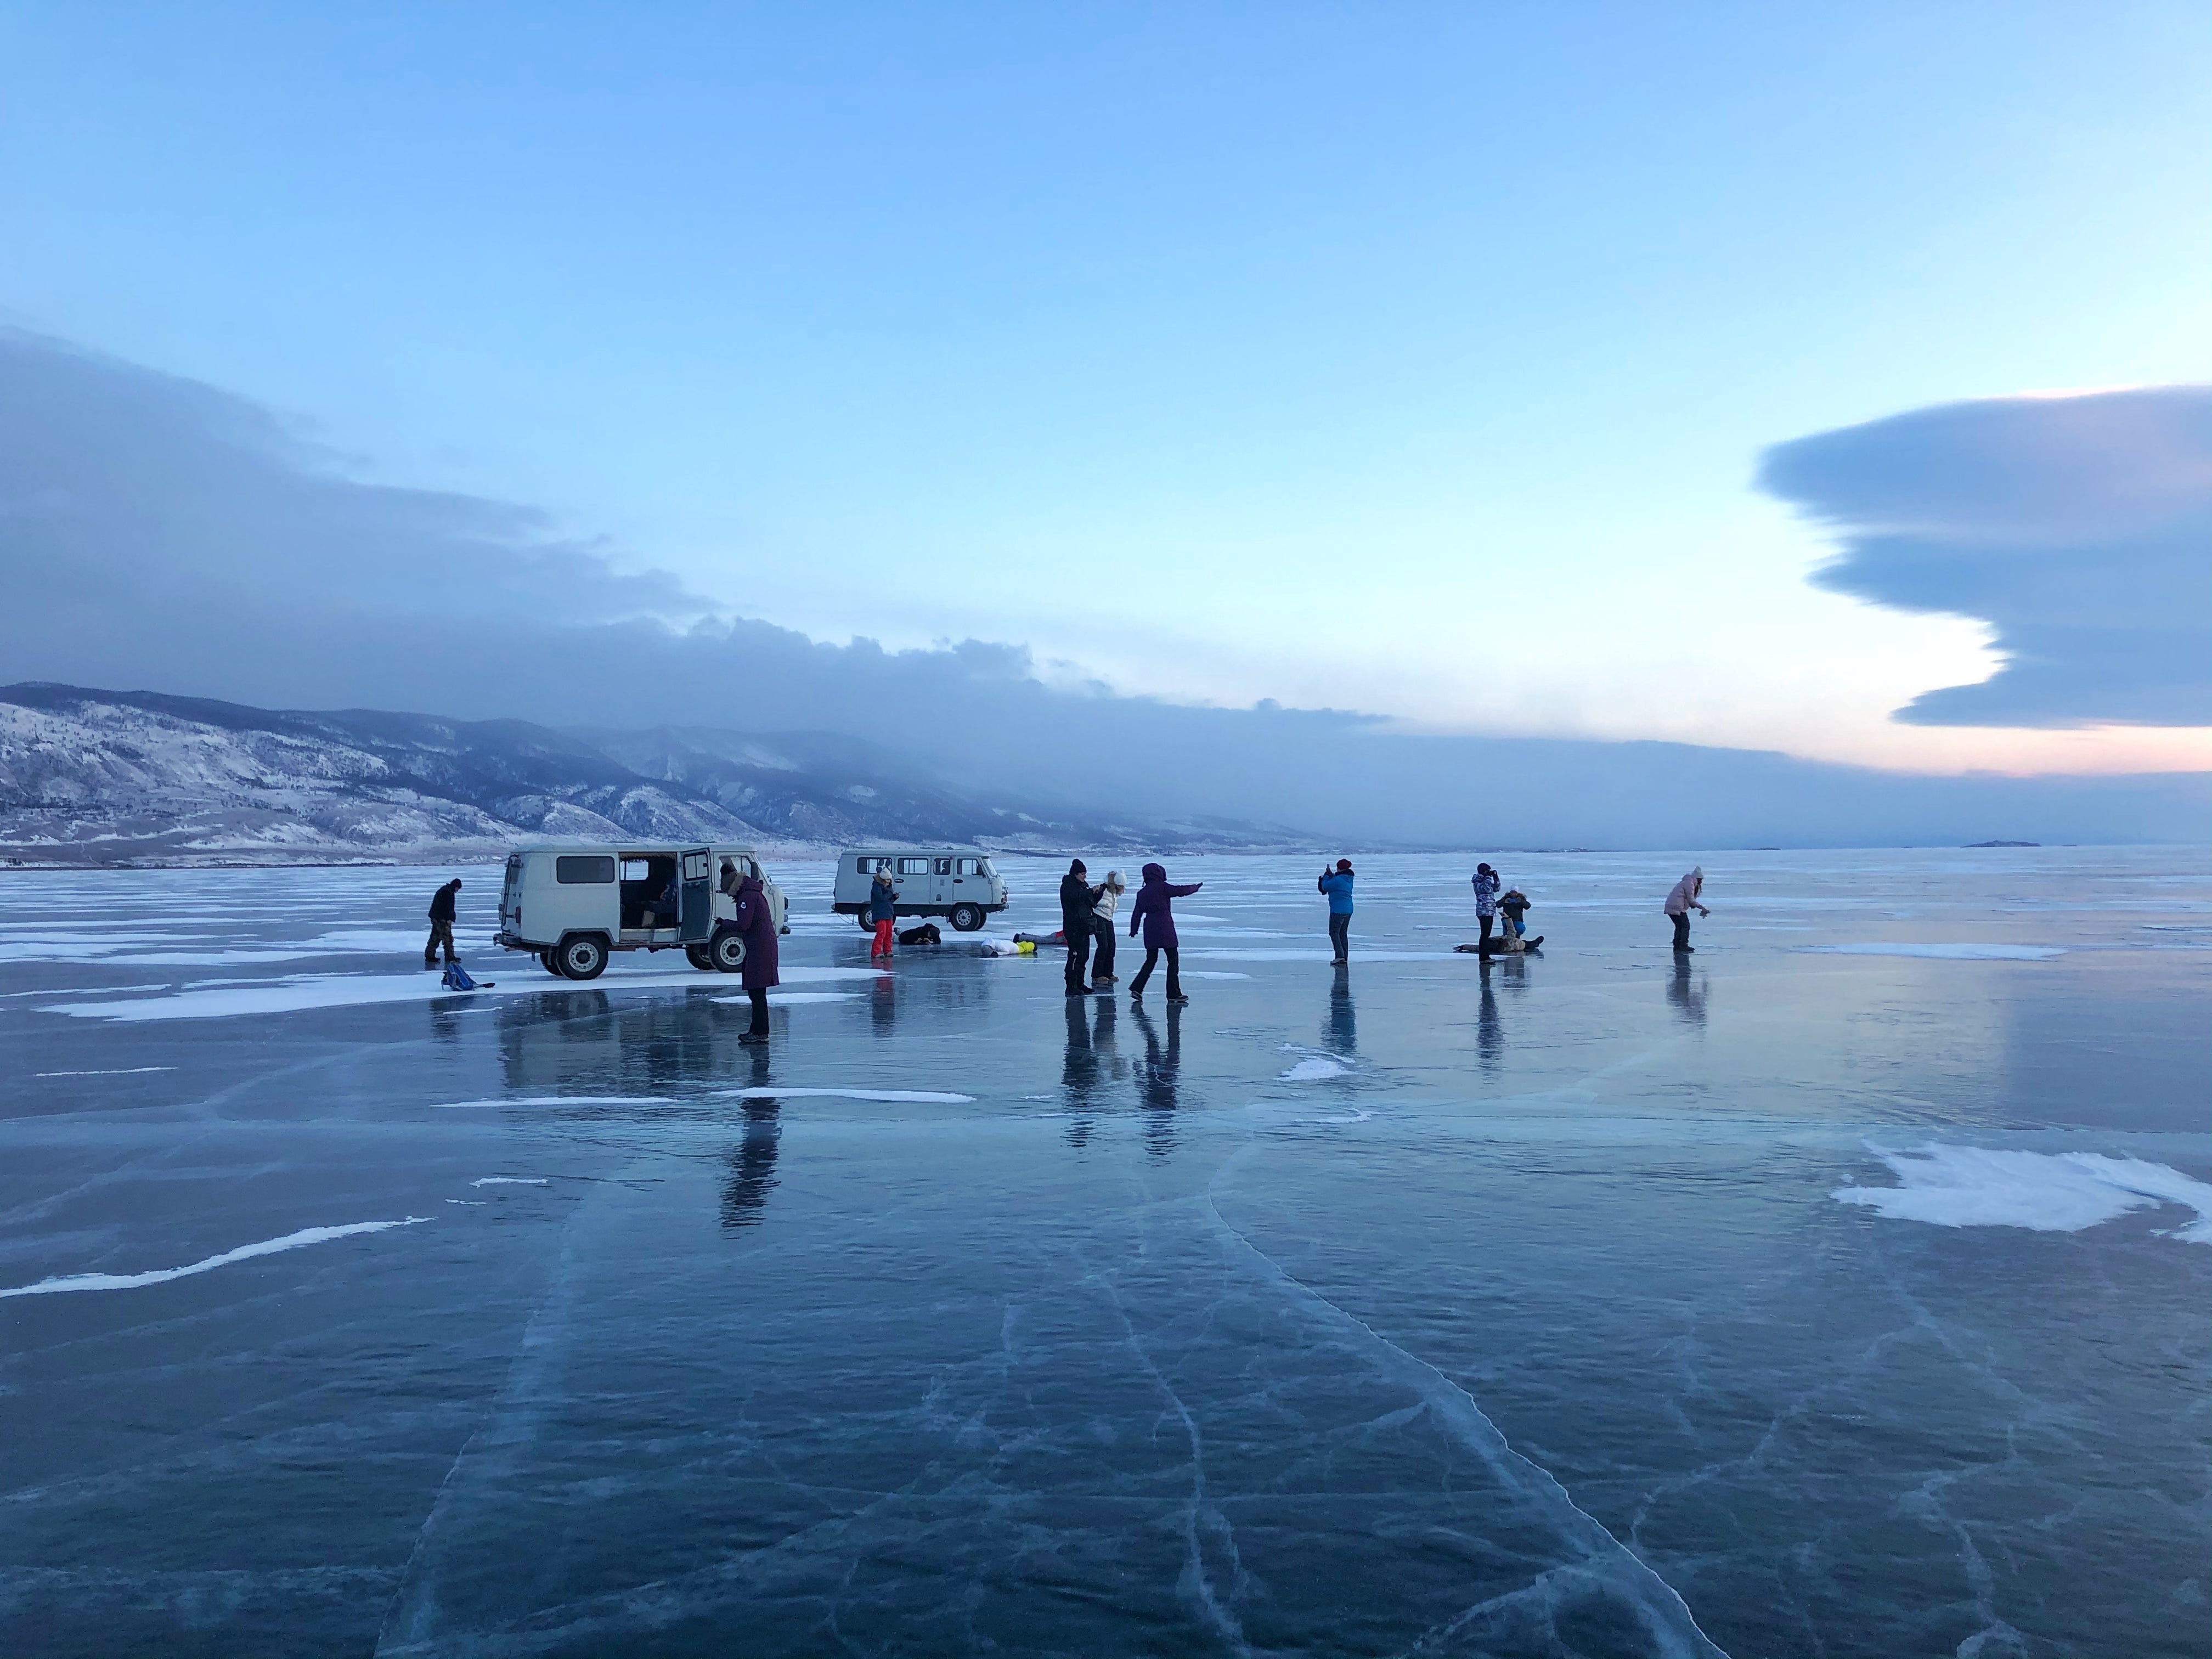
[440,961,480,991]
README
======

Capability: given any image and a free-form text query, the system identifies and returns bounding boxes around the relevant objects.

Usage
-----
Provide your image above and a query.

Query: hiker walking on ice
[1091,870,1126,988]
[424,878,461,969]
[868,867,899,960]
[1664,867,1709,953]
[1128,862,1201,1004]
[1471,862,1501,952]
[1059,860,1101,996]
[732,864,780,1042]
[1319,859,1355,964]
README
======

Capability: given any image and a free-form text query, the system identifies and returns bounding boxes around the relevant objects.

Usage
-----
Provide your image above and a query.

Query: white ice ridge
[715,1086,978,1103]
[0,1217,431,1299]
[1799,943,2064,961]
[1833,1144,2212,1242]
[34,1066,177,1077]
[470,1177,549,1187]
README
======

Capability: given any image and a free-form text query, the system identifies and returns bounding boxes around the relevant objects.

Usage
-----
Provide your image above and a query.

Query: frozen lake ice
[3,847,2210,1657]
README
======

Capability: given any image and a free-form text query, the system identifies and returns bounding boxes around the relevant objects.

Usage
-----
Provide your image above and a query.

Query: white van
[495,844,788,980]
[832,849,1008,932]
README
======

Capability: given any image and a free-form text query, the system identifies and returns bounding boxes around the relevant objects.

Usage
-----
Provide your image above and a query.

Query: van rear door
[678,847,715,942]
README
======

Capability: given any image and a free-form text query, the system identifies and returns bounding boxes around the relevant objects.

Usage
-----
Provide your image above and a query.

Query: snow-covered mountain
[0,684,1306,865]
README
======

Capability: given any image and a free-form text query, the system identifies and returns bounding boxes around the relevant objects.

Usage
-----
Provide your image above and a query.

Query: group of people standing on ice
[1060,860,1198,1002]
[420,854,1716,1039]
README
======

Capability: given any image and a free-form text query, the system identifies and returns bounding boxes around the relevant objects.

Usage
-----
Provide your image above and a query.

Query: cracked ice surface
[3,849,2211,1657]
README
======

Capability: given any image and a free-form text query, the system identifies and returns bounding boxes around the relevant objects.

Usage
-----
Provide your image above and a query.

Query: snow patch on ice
[0,1217,432,1298]
[716,1086,977,1103]
[44,964,884,1022]
[1834,1144,2212,1243]
[711,992,858,1005]
[470,1177,549,1187]
[1278,1045,1352,1081]
[1800,943,2064,961]
[1180,970,1252,980]
[430,1096,677,1109]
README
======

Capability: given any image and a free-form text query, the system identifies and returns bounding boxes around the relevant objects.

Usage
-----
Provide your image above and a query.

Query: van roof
[838,847,988,856]
[510,843,760,856]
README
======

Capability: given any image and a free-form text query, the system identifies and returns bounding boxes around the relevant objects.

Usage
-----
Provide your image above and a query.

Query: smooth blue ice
[3,848,2210,1657]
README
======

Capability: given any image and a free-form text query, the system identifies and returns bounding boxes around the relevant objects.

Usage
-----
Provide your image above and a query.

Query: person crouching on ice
[1498,888,1542,951]
[868,866,899,960]
[1663,867,1709,953]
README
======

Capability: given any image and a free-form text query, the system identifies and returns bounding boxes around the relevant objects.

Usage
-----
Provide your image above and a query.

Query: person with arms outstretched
[1128,861,1201,1004]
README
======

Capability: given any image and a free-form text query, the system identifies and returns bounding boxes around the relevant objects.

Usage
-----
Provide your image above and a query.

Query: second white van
[832,849,1007,932]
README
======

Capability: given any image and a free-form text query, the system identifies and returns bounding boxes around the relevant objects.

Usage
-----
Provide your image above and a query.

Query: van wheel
[950,903,985,932]
[685,944,716,971]
[857,912,876,932]
[539,949,565,977]
[711,930,747,972]
[556,935,608,981]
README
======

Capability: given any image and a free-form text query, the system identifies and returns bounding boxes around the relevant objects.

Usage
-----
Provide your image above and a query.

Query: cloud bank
[3,328,2204,847]
[1759,387,2212,727]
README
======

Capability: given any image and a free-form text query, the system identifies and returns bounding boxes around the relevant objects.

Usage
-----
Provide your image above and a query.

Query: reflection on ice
[7,849,2211,1657]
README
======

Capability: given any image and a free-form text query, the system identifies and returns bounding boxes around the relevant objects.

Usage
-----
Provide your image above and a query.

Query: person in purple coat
[731,870,781,1043]
[1127,861,1201,1003]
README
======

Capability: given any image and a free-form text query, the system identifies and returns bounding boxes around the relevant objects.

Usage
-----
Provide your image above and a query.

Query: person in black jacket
[424,878,462,969]
[1059,859,1101,996]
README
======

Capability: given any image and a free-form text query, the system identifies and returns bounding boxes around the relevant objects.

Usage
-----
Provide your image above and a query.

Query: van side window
[620,858,651,882]
[854,856,873,874]
[933,857,952,876]
[956,857,981,876]
[556,855,617,884]
[896,857,930,876]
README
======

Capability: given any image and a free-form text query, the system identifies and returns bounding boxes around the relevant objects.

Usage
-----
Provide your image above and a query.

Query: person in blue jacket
[1318,859,1355,964]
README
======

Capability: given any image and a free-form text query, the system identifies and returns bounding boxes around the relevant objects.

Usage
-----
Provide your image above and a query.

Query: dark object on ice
[439,960,488,991]
[1013,931,1058,947]
[898,922,942,946]
[1966,839,2040,848]
[424,877,462,967]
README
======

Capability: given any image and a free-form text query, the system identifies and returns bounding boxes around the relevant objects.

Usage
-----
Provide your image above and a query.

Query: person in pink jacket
[1663,867,1709,953]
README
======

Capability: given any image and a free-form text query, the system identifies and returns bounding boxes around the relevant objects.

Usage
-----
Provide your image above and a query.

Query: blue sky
[4,2,2210,773]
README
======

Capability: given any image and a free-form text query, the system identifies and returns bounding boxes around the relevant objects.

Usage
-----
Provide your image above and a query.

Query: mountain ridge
[0,683,1312,866]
